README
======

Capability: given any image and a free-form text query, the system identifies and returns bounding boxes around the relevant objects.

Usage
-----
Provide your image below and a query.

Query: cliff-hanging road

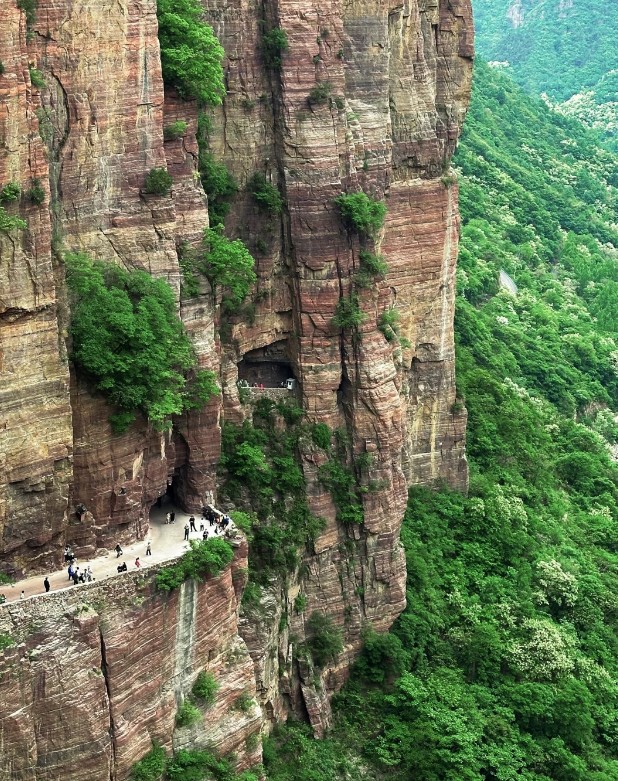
[0,504,235,603]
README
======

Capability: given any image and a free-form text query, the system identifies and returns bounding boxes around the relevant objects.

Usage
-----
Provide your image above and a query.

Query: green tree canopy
[157,0,225,105]
[202,227,256,310]
[66,253,218,432]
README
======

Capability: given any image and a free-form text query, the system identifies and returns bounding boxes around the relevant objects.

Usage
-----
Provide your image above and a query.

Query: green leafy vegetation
[28,67,45,89]
[191,671,218,706]
[354,249,388,287]
[202,227,256,311]
[0,207,26,233]
[156,0,225,106]
[0,182,20,203]
[198,148,238,227]
[66,253,218,431]
[144,167,173,196]
[17,0,37,28]
[164,120,189,141]
[378,307,399,342]
[130,743,167,781]
[155,538,234,592]
[331,296,365,330]
[26,178,45,205]
[167,749,259,781]
[262,27,289,69]
[175,701,202,728]
[131,745,259,781]
[318,458,364,525]
[233,691,255,712]
[304,612,343,668]
[474,0,618,149]
[309,422,331,450]
[264,723,359,781]
[265,59,618,781]
[0,633,15,651]
[334,192,386,238]
[219,401,325,587]
[307,82,332,105]
[247,173,283,215]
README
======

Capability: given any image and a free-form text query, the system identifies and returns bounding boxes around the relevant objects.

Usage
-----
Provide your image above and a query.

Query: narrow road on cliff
[0,504,235,604]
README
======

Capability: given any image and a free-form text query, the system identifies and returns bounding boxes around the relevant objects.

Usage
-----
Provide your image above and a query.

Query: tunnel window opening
[237,340,296,389]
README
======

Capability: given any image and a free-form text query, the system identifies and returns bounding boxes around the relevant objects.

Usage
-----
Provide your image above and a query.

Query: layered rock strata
[0,3,73,574]
[0,0,473,767]
[205,0,472,730]
[0,541,261,780]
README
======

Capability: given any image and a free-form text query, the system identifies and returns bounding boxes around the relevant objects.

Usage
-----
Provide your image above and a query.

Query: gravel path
[0,503,232,604]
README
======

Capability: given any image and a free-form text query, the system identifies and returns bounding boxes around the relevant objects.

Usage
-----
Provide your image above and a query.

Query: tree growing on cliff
[157,0,225,106]
[201,227,257,310]
[334,192,386,239]
[155,538,234,591]
[262,27,289,70]
[65,253,218,433]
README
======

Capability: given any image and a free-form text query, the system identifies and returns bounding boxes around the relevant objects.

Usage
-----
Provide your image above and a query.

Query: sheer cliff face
[205,0,471,730]
[0,0,472,767]
[0,544,262,780]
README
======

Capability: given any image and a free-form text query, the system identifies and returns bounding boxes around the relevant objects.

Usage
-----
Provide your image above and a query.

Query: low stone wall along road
[0,504,236,604]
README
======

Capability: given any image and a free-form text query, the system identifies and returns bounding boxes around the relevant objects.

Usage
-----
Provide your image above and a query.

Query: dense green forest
[473,0,618,148]
[263,61,618,781]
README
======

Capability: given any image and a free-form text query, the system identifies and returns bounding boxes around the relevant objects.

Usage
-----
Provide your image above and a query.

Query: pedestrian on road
[135,557,141,569]
[44,577,50,593]
[20,590,25,600]
[115,543,123,558]
[165,512,171,525]
[146,541,152,556]
[184,523,190,541]
[202,530,208,540]
[72,571,79,585]
[68,563,74,581]
[170,511,176,524]
[189,516,197,532]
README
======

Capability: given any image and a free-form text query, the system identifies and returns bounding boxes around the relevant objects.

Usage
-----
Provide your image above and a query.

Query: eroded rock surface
[0,0,473,768]
[0,542,260,780]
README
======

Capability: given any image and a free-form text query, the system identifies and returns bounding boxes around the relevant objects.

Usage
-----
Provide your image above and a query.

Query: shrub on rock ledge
[144,167,173,196]
[334,191,386,238]
[156,538,234,592]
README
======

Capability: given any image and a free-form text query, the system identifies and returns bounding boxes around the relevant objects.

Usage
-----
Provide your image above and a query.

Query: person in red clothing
[135,557,141,569]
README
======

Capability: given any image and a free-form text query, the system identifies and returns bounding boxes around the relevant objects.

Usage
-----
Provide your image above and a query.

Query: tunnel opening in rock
[237,340,296,388]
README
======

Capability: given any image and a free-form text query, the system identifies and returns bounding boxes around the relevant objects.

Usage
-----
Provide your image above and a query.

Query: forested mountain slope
[264,61,618,781]
[474,0,618,148]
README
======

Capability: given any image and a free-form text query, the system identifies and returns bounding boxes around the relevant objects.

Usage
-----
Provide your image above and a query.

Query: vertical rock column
[202,0,472,732]
[0,2,73,575]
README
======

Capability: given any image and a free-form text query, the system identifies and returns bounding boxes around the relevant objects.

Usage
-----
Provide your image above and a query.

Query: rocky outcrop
[0,3,73,575]
[204,0,472,730]
[0,541,261,780]
[1,1,221,570]
[0,0,473,767]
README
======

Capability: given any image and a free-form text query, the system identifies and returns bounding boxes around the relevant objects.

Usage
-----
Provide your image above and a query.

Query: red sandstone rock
[204,0,472,730]
[0,0,473,761]
[0,545,260,780]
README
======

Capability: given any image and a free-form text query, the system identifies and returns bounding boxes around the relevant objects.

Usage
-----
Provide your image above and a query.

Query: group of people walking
[67,562,94,585]
[12,503,233,602]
